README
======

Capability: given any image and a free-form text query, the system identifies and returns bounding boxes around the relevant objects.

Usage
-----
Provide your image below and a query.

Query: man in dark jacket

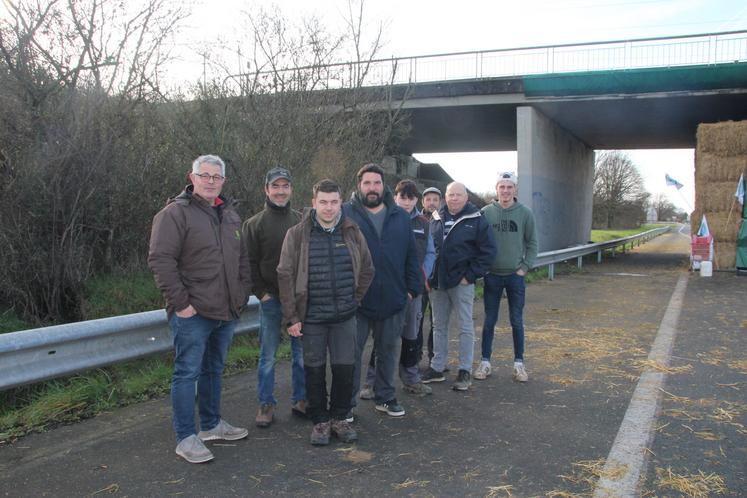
[422,182,496,391]
[277,179,374,445]
[148,154,252,464]
[243,167,305,428]
[344,163,422,419]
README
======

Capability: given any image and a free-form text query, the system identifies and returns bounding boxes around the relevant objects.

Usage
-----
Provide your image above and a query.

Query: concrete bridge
[281,31,747,251]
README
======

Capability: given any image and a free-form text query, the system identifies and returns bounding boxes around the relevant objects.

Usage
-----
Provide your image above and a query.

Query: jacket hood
[169,184,231,208]
[490,199,521,211]
[433,201,480,221]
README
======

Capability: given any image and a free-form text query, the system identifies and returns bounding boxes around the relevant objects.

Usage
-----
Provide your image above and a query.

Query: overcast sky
[177,0,747,211]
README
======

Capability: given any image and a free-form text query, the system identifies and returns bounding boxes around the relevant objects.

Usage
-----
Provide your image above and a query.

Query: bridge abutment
[517,106,594,251]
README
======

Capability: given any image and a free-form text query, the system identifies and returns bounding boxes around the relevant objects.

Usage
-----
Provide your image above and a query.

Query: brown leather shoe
[255,403,274,428]
[291,400,307,418]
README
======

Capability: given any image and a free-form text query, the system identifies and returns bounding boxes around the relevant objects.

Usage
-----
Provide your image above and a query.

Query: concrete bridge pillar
[516,106,594,251]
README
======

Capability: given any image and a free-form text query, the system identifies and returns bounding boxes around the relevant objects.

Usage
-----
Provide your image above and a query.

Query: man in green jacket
[243,167,305,428]
[476,172,538,383]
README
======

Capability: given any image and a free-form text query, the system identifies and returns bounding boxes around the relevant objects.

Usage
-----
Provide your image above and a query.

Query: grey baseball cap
[422,187,442,197]
[265,166,292,185]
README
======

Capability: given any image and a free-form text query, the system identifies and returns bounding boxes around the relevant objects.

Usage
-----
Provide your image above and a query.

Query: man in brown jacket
[277,179,374,446]
[148,154,252,464]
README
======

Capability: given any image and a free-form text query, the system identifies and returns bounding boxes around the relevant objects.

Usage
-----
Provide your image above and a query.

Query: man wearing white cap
[476,172,537,383]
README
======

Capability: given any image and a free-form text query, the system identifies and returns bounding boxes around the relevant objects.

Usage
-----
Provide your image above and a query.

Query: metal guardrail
[0,298,260,392]
[0,227,669,392]
[228,30,747,90]
[534,226,670,279]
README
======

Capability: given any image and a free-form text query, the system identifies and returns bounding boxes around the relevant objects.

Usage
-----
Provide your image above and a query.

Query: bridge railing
[0,226,670,392]
[227,31,747,91]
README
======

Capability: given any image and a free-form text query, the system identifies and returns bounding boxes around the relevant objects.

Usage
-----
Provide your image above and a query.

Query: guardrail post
[548,263,555,280]
[577,255,583,269]
[597,250,602,263]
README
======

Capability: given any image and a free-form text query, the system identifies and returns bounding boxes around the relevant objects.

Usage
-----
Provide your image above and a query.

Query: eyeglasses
[194,173,225,183]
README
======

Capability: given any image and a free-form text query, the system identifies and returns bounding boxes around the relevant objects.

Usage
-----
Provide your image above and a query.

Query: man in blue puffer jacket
[422,182,496,392]
[344,163,422,419]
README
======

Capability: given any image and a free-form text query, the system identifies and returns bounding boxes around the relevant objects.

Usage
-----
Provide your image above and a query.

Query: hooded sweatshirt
[480,199,538,275]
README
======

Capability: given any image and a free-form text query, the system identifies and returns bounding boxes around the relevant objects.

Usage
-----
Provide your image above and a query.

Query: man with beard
[243,167,306,428]
[344,163,422,419]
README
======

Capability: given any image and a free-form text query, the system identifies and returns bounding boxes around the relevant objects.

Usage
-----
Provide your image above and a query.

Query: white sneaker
[198,419,248,441]
[175,434,214,463]
[473,361,491,380]
[513,362,529,382]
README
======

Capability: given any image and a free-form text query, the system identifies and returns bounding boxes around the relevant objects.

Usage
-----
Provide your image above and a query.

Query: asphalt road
[1,228,745,497]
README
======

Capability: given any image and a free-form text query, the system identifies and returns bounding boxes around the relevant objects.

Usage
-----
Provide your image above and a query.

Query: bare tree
[593,151,648,229]
[0,0,187,323]
[651,192,677,222]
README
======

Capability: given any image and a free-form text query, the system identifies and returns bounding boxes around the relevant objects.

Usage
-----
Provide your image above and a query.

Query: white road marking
[593,273,689,498]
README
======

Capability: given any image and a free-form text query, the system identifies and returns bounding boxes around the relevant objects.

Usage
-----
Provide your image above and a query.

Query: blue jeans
[481,273,526,362]
[169,313,236,442]
[257,297,305,406]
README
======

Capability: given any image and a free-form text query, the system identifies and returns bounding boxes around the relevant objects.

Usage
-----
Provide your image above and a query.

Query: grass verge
[0,308,28,334]
[0,333,290,444]
[590,223,673,243]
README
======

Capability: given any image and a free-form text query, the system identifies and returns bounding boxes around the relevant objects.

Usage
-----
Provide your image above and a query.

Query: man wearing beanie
[476,171,538,383]
[243,166,306,427]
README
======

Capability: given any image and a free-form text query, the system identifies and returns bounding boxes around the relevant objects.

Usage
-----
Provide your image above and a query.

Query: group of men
[148,155,537,463]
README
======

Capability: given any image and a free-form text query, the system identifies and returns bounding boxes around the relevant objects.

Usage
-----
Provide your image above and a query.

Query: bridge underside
[395,63,747,153]
[402,91,747,153]
[383,63,747,250]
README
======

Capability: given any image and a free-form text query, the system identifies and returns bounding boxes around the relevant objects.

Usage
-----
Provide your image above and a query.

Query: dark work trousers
[351,309,406,407]
[415,291,434,362]
[302,316,356,424]
[365,296,423,386]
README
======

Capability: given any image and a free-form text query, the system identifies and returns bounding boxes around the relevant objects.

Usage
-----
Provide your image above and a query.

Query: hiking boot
[403,382,433,396]
[330,419,358,443]
[198,419,248,441]
[291,400,307,418]
[310,421,331,446]
[175,434,214,464]
[375,399,405,417]
[513,362,529,382]
[452,369,472,391]
[473,361,492,380]
[255,403,274,428]
[422,367,445,383]
[359,384,374,400]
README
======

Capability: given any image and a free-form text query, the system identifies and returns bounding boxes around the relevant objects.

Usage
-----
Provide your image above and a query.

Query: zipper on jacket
[327,231,340,321]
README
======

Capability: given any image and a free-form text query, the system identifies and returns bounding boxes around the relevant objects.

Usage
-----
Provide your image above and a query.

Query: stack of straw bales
[693,121,747,269]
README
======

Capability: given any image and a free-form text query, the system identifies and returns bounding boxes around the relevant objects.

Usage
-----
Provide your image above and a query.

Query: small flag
[665,173,684,190]
[735,173,745,205]
[697,214,710,237]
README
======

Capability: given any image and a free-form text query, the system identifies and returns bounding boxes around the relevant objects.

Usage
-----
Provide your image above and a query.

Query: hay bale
[697,121,747,156]
[690,210,740,241]
[709,211,741,242]
[714,244,736,270]
[694,152,747,183]
[696,181,744,212]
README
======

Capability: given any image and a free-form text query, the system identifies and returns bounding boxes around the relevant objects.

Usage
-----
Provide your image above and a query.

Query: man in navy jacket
[422,182,496,391]
[344,163,422,418]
